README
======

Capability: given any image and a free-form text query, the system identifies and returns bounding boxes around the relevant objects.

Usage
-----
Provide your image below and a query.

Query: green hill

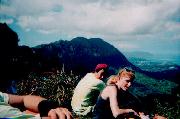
[130,72,178,97]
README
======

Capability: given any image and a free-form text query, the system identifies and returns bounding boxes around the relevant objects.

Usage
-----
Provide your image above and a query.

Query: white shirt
[71,73,105,115]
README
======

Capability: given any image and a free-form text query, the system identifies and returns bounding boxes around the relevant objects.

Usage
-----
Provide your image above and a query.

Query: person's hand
[139,112,150,119]
[126,109,138,116]
[48,107,73,119]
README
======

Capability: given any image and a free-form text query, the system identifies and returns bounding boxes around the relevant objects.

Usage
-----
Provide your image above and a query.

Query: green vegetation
[152,98,180,119]
[130,72,180,119]
[16,71,179,118]
[16,71,80,108]
[131,72,178,97]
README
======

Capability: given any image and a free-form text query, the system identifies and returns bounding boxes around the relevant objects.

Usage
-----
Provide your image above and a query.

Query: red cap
[95,63,108,71]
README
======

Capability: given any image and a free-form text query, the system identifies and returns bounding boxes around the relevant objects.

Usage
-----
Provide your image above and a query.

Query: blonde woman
[93,67,149,119]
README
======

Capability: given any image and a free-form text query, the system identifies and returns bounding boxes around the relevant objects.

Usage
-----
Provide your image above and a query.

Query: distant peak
[72,37,87,41]
[72,37,103,42]
[89,38,103,41]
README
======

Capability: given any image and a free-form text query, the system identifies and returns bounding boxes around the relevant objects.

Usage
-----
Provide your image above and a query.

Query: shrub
[16,71,80,109]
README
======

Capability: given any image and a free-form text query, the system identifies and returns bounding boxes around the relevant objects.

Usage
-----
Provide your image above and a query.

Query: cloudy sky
[0,0,180,58]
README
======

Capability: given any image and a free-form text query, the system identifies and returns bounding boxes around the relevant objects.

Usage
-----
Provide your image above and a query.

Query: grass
[16,71,179,118]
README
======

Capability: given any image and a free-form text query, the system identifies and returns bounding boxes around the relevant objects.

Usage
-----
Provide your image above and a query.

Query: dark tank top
[93,85,142,119]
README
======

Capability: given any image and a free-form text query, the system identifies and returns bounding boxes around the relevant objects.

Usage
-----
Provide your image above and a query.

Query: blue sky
[0,0,180,58]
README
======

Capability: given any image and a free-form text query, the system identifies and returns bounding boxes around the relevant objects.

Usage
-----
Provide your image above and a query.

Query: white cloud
[3,0,180,35]
[118,43,139,50]
[1,0,180,49]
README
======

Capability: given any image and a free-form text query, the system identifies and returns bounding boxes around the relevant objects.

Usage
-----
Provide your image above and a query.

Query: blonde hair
[118,68,135,80]
[107,75,119,85]
[107,68,135,85]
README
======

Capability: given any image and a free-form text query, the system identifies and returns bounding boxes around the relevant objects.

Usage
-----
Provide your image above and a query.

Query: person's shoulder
[83,73,94,79]
[105,85,117,92]
[107,84,117,87]
[102,85,117,97]
[87,73,101,83]
[77,73,92,83]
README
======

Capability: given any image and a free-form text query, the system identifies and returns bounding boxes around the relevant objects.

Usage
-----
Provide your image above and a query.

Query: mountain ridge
[33,36,180,83]
[33,36,137,76]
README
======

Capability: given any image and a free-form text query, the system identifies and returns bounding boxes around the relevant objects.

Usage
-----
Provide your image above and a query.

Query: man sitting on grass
[71,63,109,117]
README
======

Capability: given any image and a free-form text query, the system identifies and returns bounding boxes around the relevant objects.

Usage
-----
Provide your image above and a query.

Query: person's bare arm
[107,86,120,117]
[106,86,137,118]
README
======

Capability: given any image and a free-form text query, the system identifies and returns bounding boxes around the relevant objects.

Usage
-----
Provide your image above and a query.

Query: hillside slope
[34,37,136,75]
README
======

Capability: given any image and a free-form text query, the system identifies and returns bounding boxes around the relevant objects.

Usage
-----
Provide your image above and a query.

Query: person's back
[71,64,108,116]
[93,67,145,119]
[71,73,105,115]
[93,88,113,119]
[93,85,141,119]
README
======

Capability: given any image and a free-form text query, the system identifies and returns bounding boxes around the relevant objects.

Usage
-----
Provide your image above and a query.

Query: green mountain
[33,37,136,75]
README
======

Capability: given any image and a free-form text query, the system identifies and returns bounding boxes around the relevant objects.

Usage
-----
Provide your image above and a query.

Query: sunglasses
[124,67,135,73]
